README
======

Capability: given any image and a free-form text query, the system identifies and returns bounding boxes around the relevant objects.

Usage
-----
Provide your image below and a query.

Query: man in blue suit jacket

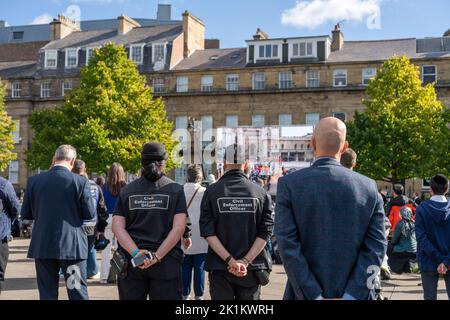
[275,117,387,300]
[21,145,96,300]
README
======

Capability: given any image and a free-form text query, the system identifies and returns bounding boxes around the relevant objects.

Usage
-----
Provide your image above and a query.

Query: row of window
[44,43,166,69]
[257,41,316,60]
[169,66,438,93]
[174,112,346,131]
[8,66,438,98]
[9,81,73,98]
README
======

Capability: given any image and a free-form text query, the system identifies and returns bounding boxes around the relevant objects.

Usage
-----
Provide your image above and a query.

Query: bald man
[275,117,387,300]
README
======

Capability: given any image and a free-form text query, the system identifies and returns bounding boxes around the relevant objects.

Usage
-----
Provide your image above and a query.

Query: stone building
[0,6,449,193]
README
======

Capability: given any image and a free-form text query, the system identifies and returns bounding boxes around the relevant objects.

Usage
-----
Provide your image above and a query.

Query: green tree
[27,43,177,173]
[347,55,450,184]
[0,79,16,172]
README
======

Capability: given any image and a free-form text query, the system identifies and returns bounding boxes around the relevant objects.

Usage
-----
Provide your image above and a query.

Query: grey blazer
[274,158,386,300]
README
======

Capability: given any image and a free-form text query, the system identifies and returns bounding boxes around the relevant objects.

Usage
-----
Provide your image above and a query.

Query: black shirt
[113,175,187,261]
[200,170,274,272]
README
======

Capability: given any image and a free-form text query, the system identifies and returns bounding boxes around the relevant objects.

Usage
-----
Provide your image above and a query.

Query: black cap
[141,142,168,162]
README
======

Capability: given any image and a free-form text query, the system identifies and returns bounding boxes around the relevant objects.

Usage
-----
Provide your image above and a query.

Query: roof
[173,48,247,70]
[0,61,36,78]
[42,23,183,50]
[0,41,48,62]
[327,38,418,62]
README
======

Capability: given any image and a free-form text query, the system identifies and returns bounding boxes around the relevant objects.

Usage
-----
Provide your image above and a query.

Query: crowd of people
[0,117,449,301]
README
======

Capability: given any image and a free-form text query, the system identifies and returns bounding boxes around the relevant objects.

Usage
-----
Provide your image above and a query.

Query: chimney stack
[331,23,344,51]
[444,28,450,37]
[0,21,6,28]
[182,11,205,58]
[253,28,269,40]
[118,15,141,35]
[157,4,172,21]
[50,15,80,41]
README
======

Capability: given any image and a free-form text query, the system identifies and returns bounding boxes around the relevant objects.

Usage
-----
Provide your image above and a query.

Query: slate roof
[327,38,418,62]
[42,23,183,50]
[0,61,36,78]
[173,48,247,70]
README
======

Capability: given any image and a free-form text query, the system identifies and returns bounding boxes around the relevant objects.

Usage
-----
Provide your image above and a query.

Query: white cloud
[281,0,382,30]
[30,13,54,25]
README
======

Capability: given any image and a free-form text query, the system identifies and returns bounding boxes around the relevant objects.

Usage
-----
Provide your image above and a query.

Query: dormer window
[44,50,58,69]
[258,44,279,59]
[292,41,314,57]
[86,47,98,65]
[152,43,166,63]
[65,48,79,68]
[130,44,144,65]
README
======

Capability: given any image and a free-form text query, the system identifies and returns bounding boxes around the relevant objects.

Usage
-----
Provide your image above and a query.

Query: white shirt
[183,183,209,255]
[430,195,448,203]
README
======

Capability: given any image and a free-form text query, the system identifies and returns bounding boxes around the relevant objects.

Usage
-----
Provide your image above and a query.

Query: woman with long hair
[100,163,127,284]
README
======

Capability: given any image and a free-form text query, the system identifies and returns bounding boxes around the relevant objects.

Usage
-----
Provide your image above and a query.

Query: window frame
[258,44,279,59]
[152,43,166,63]
[152,77,165,94]
[62,81,72,97]
[226,115,239,128]
[11,82,21,98]
[305,112,320,126]
[201,75,214,92]
[252,115,265,127]
[279,71,293,89]
[176,76,189,93]
[129,43,145,65]
[279,114,293,126]
[332,112,347,122]
[362,68,377,86]
[226,74,239,91]
[306,70,320,88]
[86,47,98,65]
[292,41,315,58]
[44,50,58,69]
[8,160,19,184]
[252,72,266,90]
[333,69,348,87]
[65,48,79,69]
[40,82,51,98]
[422,65,437,85]
[12,120,20,144]
[12,31,24,41]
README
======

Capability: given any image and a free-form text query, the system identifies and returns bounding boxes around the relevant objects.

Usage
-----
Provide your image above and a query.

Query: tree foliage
[0,79,16,172]
[347,55,450,184]
[27,43,177,173]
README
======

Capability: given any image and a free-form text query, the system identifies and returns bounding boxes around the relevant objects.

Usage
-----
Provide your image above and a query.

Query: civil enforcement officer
[200,144,274,300]
[112,142,188,300]
[0,176,21,295]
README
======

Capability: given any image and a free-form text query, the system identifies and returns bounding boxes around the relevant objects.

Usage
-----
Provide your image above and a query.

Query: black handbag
[110,249,128,279]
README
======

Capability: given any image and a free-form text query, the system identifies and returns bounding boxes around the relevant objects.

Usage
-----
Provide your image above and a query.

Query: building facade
[0,6,449,191]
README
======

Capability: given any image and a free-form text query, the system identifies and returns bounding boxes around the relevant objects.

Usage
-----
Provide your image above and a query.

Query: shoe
[195,296,204,300]
[88,273,101,280]
[99,279,108,284]
[183,295,191,300]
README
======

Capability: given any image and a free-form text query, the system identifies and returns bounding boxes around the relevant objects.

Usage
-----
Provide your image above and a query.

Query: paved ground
[1,239,449,300]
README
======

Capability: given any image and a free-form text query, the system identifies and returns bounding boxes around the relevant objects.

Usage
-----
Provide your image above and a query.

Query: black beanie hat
[141,142,168,162]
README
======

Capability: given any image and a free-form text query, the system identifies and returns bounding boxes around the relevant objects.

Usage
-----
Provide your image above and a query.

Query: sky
[0,0,449,48]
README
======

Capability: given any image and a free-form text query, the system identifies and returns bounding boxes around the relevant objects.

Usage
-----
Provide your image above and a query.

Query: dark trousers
[0,240,9,293]
[421,272,450,300]
[86,235,98,278]
[118,256,182,300]
[35,259,89,300]
[388,252,417,274]
[209,271,261,300]
[182,253,207,298]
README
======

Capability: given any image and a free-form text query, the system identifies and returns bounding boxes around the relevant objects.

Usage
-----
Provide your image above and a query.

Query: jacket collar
[220,169,247,180]
[312,157,342,167]
[51,165,71,172]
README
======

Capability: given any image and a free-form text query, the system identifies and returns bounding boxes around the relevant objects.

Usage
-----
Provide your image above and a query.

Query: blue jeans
[421,272,450,300]
[182,254,206,298]
[87,235,98,277]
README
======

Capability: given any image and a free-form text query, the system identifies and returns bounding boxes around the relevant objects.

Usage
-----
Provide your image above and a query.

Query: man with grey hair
[21,145,96,300]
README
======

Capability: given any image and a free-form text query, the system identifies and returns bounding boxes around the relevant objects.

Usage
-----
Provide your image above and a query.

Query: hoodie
[415,199,450,272]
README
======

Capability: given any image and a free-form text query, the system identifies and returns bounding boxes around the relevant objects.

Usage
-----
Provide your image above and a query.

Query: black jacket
[386,195,416,217]
[200,170,274,272]
[21,166,96,260]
